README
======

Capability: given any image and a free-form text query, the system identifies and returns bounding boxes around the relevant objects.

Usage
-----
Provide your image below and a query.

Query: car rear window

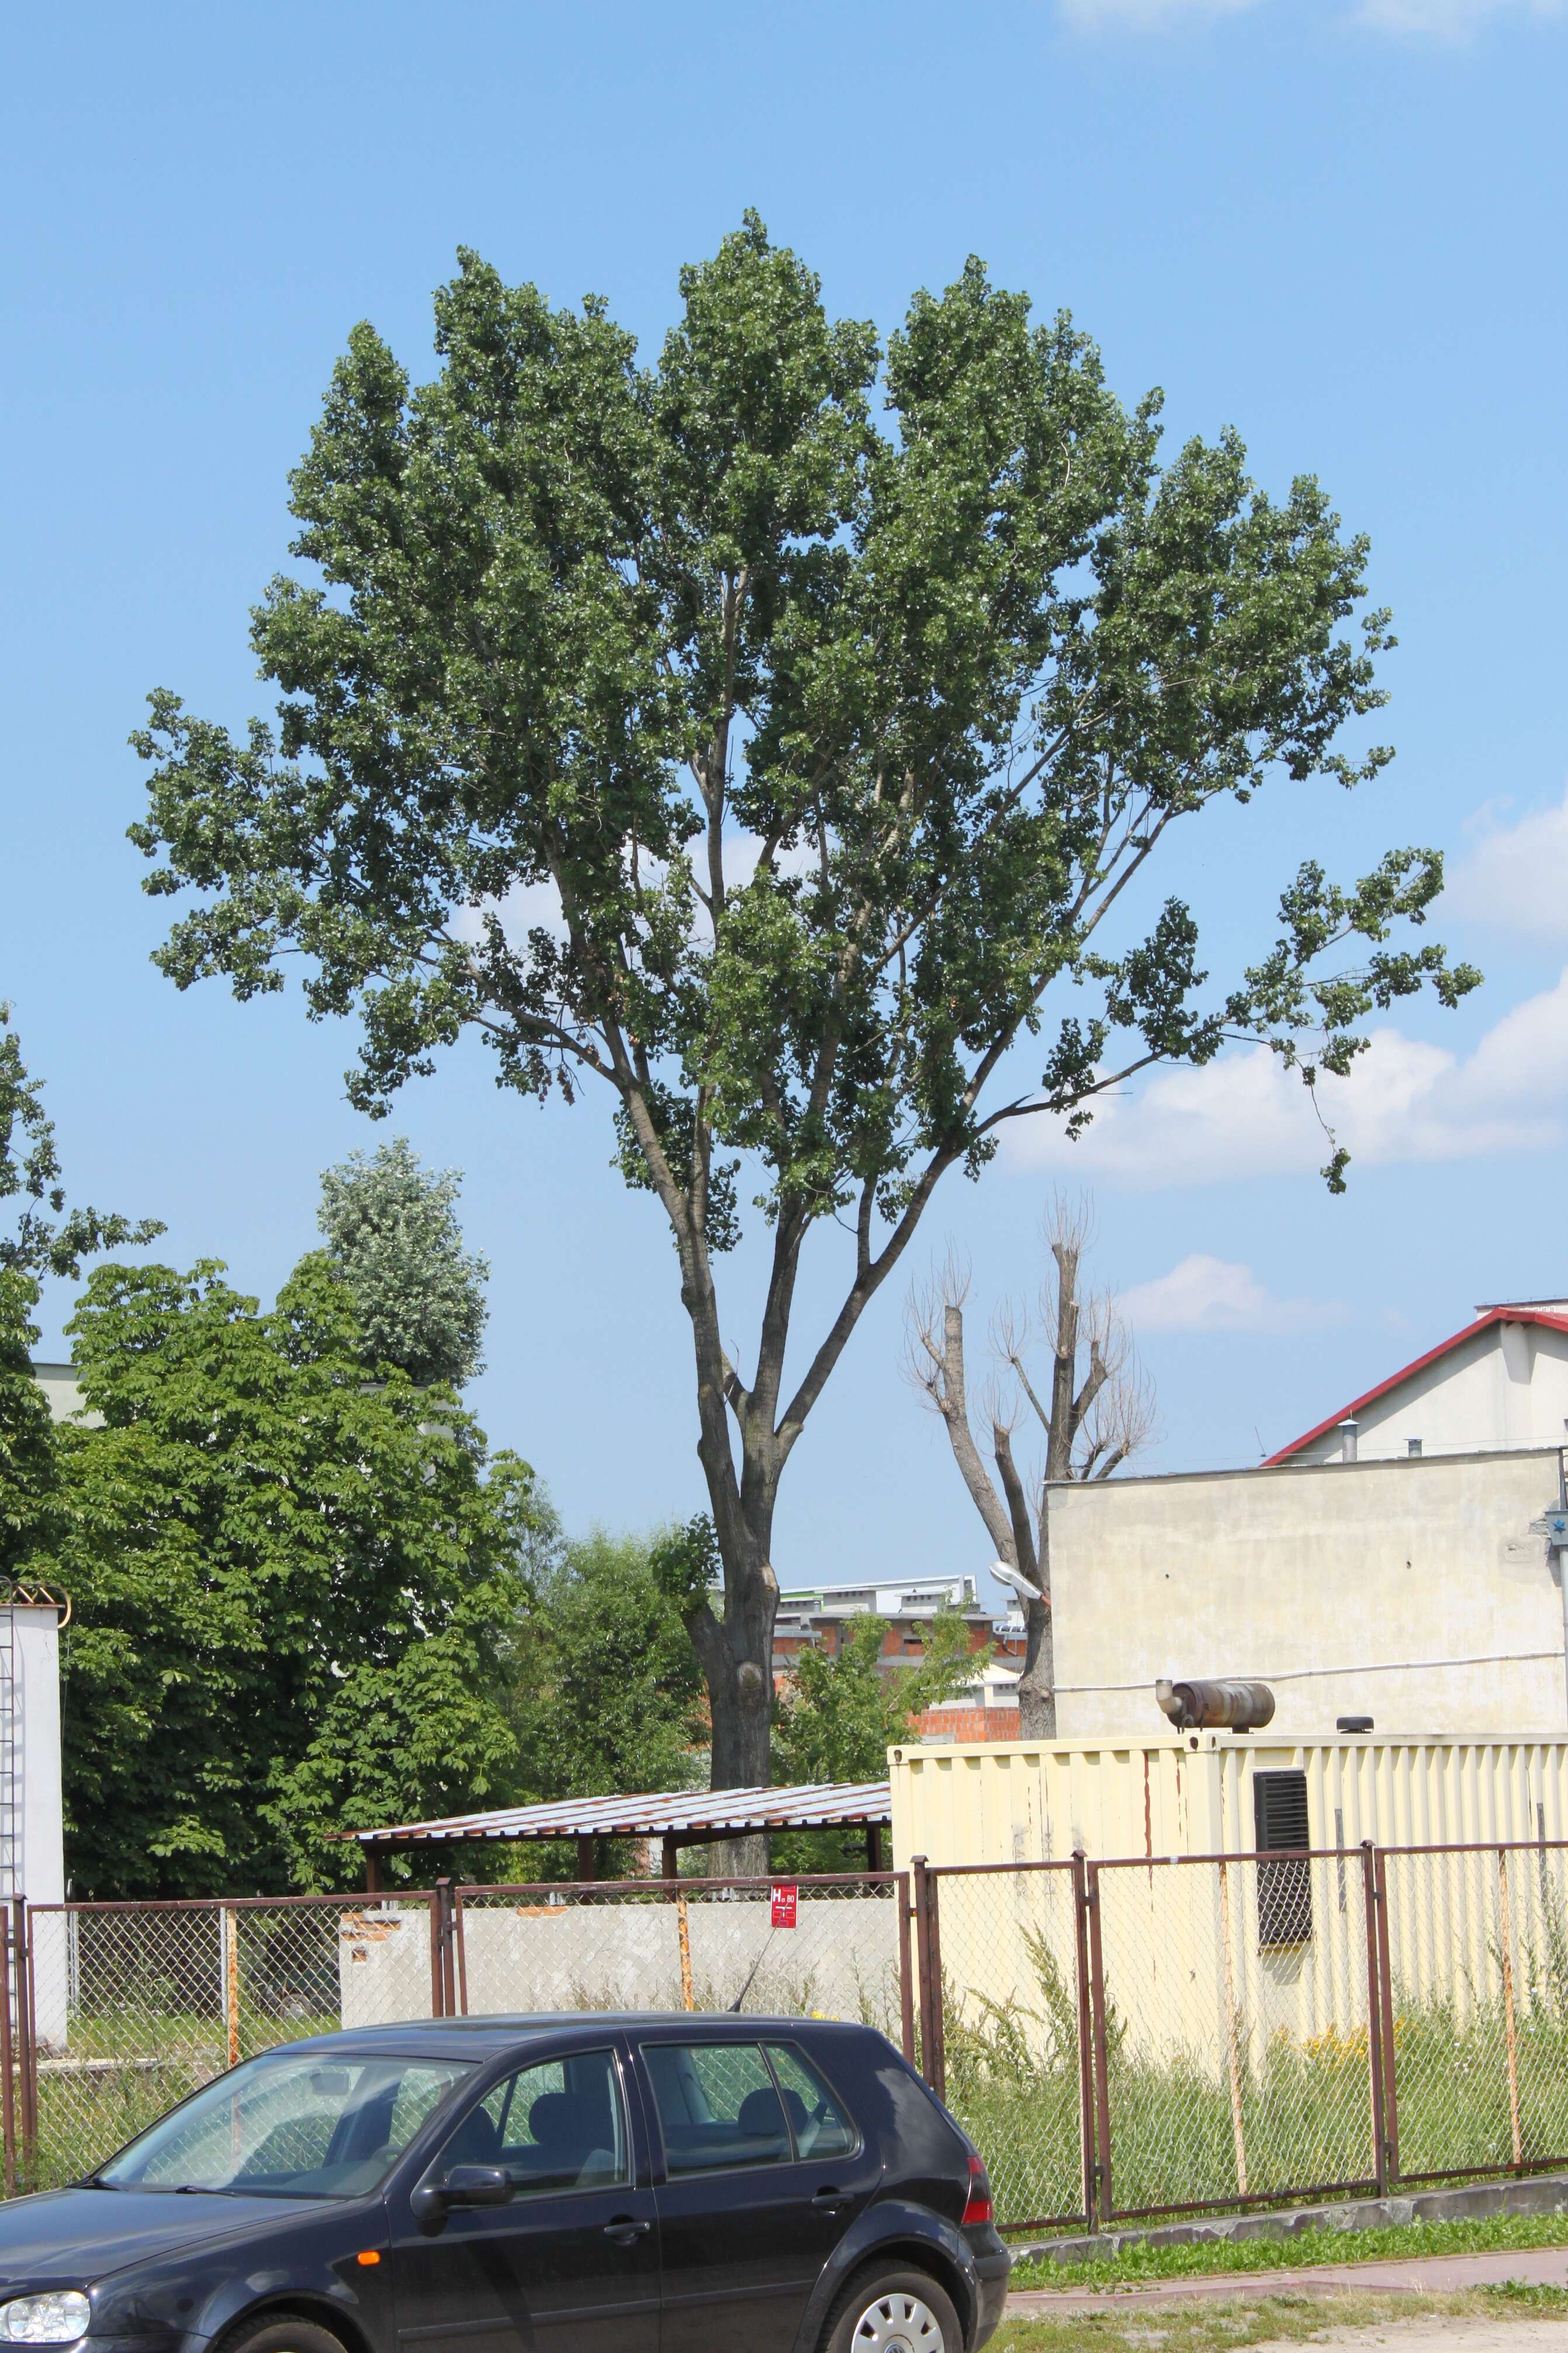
[764,2041,857,2160]
[642,2042,792,2175]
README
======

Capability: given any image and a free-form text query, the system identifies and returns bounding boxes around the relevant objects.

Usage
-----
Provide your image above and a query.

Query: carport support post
[662,1833,681,1883]
[364,1847,382,1897]
[866,1823,884,1873]
[576,1836,597,1886]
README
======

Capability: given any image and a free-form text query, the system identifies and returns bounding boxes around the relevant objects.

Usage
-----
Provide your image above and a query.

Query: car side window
[439,2047,629,2196]
[764,2042,857,2160]
[642,2041,791,2175]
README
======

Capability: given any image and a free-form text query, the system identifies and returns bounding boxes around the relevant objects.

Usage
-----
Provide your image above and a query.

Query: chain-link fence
[1377,1843,1568,2182]
[914,1861,1089,2233]
[22,1895,440,2193]
[454,1876,904,2038]
[1088,1853,1379,2220]
[15,1843,1568,2229]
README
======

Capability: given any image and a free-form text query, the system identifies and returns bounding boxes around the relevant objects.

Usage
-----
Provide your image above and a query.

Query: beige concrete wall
[1046,1445,1568,1739]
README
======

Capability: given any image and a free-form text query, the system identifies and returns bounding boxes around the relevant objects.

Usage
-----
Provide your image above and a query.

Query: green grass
[1009,2209,1568,2292]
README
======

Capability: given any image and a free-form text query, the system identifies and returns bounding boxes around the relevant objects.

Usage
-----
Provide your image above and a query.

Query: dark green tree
[317,1134,489,1386]
[0,1273,60,1587]
[506,1525,707,1873]
[56,1252,539,1895]
[129,219,1479,1807]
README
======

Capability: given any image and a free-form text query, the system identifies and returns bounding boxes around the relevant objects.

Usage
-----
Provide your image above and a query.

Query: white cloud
[1354,0,1561,30]
[1445,784,1568,936]
[1122,1254,1346,1332]
[1006,968,1568,1189]
[1060,0,1255,23]
[1061,0,1560,32]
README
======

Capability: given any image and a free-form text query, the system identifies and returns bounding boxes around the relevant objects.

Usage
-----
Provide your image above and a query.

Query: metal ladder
[0,1601,19,1898]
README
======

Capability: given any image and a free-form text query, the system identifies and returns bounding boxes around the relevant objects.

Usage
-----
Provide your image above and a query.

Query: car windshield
[95,2050,475,2198]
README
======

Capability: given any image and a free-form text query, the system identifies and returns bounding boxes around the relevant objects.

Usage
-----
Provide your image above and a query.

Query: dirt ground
[988,2285,1568,2353]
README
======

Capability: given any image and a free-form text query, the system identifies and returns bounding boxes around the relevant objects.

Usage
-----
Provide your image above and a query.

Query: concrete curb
[1012,2170,1568,2269]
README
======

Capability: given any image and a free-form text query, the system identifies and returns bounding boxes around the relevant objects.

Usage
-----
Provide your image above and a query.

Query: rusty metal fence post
[430,1881,456,2018]
[1084,1860,1113,2225]
[1371,1845,1400,2186]
[911,1856,945,2095]
[1070,1852,1099,2230]
[427,1886,445,2018]
[895,1872,915,2067]
[1360,1843,1390,2195]
[0,1911,14,2196]
[11,1899,34,2182]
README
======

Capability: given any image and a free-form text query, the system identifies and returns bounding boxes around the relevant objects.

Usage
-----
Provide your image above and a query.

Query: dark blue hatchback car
[0,2015,1009,2353]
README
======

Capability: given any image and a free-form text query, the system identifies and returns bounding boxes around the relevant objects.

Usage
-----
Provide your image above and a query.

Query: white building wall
[1290,1321,1568,1463]
[1047,1445,1568,1740]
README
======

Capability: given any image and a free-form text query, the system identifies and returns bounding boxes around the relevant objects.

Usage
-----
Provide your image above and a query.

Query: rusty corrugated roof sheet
[345,1781,892,1846]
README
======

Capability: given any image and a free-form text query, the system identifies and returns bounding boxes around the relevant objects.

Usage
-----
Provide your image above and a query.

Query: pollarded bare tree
[906,1195,1155,1735]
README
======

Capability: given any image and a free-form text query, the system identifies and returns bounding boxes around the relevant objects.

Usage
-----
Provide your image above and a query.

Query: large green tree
[130,219,1479,1808]
[56,1252,538,1895]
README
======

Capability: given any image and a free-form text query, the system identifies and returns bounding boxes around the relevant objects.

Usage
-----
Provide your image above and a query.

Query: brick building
[772,1572,1026,1741]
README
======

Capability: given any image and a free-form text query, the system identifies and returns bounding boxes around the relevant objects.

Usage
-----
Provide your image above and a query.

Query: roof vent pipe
[1338,1418,1359,1463]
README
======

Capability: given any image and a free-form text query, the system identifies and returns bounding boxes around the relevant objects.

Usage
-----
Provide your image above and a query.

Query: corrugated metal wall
[889,1733,1568,1867]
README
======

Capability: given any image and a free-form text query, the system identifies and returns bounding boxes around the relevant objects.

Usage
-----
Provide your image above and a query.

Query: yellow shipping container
[890,1733,1568,2096]
[889,1731,1568,1868]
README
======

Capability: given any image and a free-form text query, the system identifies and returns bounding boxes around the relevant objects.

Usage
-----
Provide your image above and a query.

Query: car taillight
[961,2151,993,2226]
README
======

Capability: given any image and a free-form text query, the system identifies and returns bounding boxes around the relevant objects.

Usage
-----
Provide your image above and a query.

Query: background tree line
[1,1008,977,1895]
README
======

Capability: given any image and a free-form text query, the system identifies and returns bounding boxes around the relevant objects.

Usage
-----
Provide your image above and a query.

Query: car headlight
[0,2293,91,2343]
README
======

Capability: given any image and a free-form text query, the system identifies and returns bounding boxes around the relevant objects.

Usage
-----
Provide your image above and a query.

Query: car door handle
[811,2188,850,2212]
[603,2217,652,2245]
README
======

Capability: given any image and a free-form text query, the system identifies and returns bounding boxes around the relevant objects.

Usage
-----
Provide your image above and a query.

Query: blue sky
[3,0,1566,1593]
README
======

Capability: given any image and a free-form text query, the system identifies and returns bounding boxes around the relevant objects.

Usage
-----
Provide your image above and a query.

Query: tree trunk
[1016,1507,1057,1738]
[686,1461,779,1877]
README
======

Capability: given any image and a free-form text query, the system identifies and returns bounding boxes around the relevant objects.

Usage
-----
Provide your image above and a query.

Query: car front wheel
[216,2315,350,2353]
[821,2264,963,2353]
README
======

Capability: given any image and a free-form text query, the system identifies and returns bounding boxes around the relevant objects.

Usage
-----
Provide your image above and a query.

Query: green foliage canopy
[317,1134,489,1386]
[506,1525,707,1866]
[55,1252,539,1895]
[129,217,1479,1790]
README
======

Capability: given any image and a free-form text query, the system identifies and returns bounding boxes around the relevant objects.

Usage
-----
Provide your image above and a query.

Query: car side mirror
[410,2163,514,2225]
[443,2164,514,2207]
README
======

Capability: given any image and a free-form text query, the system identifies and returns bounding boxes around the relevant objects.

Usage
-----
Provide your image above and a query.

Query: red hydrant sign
[770,1883,798,1929]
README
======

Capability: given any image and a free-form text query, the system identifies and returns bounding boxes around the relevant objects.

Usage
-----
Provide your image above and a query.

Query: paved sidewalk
[1008,2245,1568,2313]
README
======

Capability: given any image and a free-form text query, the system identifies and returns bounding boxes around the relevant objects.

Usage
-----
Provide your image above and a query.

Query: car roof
[278,2012,865,2061]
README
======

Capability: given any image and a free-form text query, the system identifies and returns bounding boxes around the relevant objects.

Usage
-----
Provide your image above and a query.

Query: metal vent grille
[1254,1769,1313,1946]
